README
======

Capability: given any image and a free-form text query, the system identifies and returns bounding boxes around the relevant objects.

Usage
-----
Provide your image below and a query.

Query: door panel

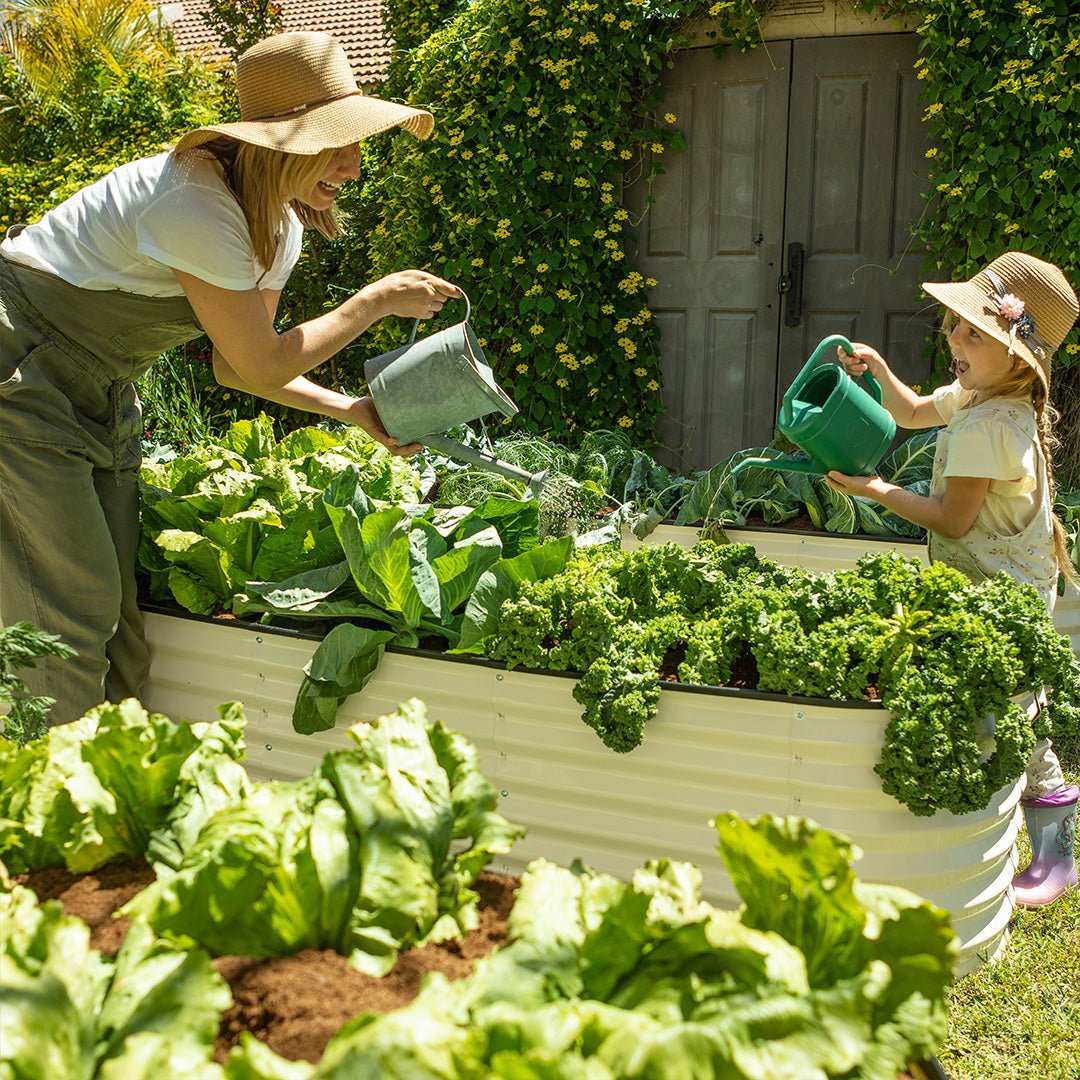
[629,44,792,471]
[631,33,933,471]
[778,34,933,400]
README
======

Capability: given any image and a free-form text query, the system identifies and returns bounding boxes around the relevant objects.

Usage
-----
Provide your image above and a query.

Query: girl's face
[947,315,1013,393]
[295,144,361,209]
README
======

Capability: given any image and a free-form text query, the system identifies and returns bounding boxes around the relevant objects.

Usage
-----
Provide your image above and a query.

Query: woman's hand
[345,395,422,456]
[836,341,888,381]
[360,270,462,322]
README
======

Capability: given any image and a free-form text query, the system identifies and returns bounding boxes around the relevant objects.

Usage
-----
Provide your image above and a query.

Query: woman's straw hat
[923,251,1079,392]
[173,31,433,155]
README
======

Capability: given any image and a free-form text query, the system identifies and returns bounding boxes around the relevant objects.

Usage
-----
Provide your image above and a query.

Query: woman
[0,31,460,725]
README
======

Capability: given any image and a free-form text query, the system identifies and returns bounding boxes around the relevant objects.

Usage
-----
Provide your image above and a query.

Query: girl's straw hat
[922,251,1078,392]
[173,31,433,156]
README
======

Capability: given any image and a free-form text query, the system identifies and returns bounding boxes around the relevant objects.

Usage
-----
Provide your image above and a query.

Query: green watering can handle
[779,334,884,428]
[406,292,472,345]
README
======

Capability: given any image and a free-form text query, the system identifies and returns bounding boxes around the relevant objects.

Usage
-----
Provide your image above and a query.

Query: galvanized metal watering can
[364,295,547,496]
[730,334,896,478]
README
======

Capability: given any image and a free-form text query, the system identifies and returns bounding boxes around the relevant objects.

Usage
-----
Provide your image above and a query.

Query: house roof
[163,0,392,86]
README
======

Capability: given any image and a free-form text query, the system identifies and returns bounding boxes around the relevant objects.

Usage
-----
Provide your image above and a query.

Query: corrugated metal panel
[623,523,1080,653]
[143,611,1022,975]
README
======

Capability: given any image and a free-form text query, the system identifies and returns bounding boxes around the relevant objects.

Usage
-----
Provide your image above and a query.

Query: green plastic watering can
[364,295,547,497]
[730,334,896,478]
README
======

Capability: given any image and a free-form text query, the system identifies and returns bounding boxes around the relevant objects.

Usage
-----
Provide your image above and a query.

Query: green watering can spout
[730,335,896,479]
[364,294,547,495]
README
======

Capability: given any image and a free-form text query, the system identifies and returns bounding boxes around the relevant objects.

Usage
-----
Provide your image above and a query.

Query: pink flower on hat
[996,293,1026,321]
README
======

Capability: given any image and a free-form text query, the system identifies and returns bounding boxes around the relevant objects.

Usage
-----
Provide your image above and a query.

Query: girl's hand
[837,341,888,381]
[346,395,422,456]
[361,270,462,321]
[826,470,888,499]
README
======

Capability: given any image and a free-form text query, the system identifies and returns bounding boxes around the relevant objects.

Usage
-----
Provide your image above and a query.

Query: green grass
[939,741,1080,1080]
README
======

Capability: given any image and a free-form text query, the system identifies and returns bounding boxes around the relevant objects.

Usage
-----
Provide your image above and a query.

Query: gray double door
[631,34,935,471]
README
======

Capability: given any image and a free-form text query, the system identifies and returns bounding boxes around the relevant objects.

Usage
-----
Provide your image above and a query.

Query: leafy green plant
[0,877,230,1080]
[0,622,75,744]
[0,698,250,874]
[122,698,523,976]
[138,414,421,614]
[238,812,956,1079]
[483,541,1080,816]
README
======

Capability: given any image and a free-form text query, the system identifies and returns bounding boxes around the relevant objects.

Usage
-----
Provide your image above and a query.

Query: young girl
[826,250,1079,908]
[0,31,460,726]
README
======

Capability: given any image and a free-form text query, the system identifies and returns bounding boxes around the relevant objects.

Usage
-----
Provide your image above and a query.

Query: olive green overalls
[0,247,203,725]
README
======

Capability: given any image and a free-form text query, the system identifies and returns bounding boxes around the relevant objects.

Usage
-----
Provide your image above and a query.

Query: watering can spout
[419,434,548,497]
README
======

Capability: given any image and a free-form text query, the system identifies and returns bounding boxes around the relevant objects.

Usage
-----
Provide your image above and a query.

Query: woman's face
[947,315,1013,392]
[295,144,361,209]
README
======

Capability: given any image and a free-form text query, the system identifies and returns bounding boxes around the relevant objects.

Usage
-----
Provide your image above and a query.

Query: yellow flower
[556,377,569,388]
[555,341,567,353]
[664,112,677,123]
[570,138,583,150]
[574,177,590,187]
[615,318,630,332]
[601,304,615,314]
[620,149,633,160]
[1066,343,1080,355]
[537,262,549,272]
[472,257,484,267]
[582,355,595,365]
[1059,147,1074,159]
[589,387,599,396]
[1040,169,1057,181]
[647,379,659,391]
[560,78,571,90]
[650,142,664,154]
[917,68,929,80]
[516,363,529,373]
[617,415,633,427]
[540,170,555,180]
[602,139,615,151]
[957,37,970,46]
[510,341,523,352]
[527,107,541,118]
[512,255,526,265]
[645,277,658,287]
[925,147,938,158]
[634,367,647,377]
[948,186,963,197]
[1004,223,1020,234]
[569,238,580,247]
[615,208,630,220]
[530,324,544,335]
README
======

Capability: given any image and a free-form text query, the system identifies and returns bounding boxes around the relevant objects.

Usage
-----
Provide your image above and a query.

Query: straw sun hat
[922,251,1079,392]
[173,31,434,156]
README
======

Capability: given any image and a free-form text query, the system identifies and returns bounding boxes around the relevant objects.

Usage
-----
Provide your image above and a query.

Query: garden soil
[17,861,517,1064]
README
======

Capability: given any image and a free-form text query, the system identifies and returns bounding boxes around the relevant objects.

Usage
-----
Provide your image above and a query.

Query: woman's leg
[0,438,126,725]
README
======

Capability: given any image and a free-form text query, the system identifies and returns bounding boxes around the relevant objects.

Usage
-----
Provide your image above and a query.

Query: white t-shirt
[931,380,1040,537]
[1,151,303,297]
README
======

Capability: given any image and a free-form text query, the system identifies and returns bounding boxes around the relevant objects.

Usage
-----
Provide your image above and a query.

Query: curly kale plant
[485,542,1079,817]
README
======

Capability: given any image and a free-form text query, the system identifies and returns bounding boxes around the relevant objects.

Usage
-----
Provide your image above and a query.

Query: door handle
[779,242,804,327]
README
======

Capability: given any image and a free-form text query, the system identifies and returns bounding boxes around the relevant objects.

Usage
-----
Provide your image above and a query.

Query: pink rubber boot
[1012,784,1078,908]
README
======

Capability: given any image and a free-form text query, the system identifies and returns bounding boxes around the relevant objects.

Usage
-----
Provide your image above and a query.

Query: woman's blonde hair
[184,137,346,268]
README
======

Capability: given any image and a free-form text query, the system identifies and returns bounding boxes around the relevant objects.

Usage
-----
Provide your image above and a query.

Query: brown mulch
[16,861,518,1065]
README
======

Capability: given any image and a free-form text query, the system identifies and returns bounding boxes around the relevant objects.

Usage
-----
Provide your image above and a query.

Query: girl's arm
[838,342,944,430]
[825,471,990,539]
[206,285,421,453]
[173,266,460,395]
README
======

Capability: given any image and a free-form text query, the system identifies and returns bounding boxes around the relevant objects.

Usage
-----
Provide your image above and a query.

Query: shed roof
[164,0,392,86]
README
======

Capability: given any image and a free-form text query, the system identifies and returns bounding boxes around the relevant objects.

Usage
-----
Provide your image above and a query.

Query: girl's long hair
[984,357,1079,589]
[178,137,345,269]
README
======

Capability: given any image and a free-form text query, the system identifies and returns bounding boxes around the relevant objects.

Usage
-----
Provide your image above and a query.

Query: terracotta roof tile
[166,0,392,85]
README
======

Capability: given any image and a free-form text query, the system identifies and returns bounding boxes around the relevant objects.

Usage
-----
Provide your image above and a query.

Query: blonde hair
[959,335,1079,590]
[183,137,346,268]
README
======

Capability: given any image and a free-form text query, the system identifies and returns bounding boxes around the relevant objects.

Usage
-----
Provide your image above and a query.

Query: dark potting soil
[17,861,518,1065]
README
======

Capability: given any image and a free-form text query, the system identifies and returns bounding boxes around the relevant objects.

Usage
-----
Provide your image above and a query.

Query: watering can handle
[406,292,472,345]
[778,334,883,428]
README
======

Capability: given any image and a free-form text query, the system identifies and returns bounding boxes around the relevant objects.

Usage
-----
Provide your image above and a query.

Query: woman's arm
[207,285,423,452]
[825,471,991,539]
[838,342,944,430]
[174,266,460,395]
